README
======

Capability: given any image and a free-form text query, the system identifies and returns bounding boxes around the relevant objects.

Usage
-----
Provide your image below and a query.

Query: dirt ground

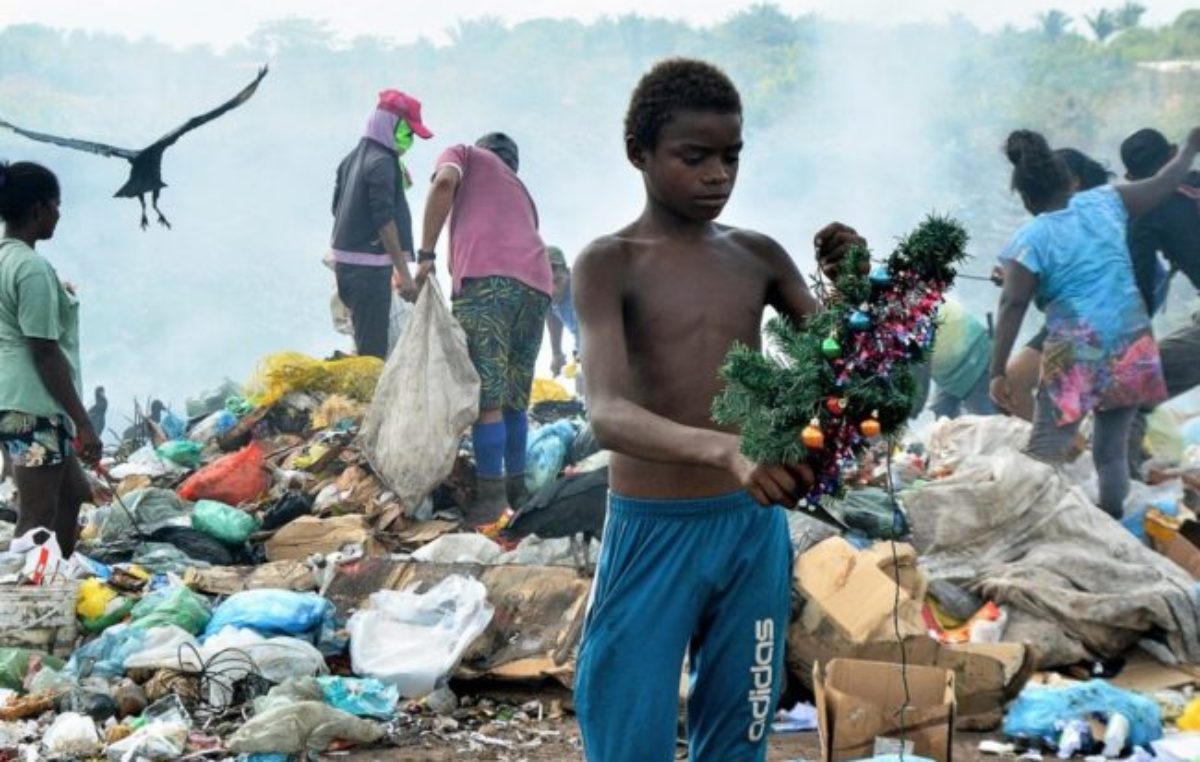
[330,715,996,762]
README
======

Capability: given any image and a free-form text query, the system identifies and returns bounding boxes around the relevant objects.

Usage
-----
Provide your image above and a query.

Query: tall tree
[1115,2,1147,30]
[1085,9,1119,42]
[1038,10,1073,41]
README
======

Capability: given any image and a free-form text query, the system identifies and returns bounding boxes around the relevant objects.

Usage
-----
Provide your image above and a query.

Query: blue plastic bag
[318,676,399,719]
[1003,680,1163,749]
[204,590,336,647]
[524,420,579,494]
[160,410,187,441]
[63,625,148,679]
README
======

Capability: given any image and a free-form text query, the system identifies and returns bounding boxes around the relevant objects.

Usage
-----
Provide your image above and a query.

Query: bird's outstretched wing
[151,64,269,150]
[0,118,137,159]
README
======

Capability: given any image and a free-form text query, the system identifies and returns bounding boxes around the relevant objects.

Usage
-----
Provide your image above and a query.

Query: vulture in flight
[0,65,268,230]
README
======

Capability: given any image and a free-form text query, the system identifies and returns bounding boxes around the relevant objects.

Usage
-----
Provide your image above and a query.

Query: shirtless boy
[573,58,863,762]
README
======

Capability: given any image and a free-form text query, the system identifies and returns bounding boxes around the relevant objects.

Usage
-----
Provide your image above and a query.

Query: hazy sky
[4,0,1195,48]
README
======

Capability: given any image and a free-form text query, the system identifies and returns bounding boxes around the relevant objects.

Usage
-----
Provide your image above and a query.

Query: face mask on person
[394,119,415,156]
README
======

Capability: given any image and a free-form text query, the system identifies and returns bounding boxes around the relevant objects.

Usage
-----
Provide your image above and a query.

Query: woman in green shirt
[0,162,98,556]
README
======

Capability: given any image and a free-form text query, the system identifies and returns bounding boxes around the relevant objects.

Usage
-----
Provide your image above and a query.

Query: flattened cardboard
[815,659,955,762]
[264,514,385,561]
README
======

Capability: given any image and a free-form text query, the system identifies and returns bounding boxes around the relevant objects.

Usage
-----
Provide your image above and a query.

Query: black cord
[886,442,912,762]
[164,642,264,717]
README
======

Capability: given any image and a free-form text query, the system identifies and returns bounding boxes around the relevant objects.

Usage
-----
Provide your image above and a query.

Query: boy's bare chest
[623,257,769,344]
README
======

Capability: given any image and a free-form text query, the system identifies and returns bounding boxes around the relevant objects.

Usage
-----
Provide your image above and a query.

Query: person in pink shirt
[419,133,553,523]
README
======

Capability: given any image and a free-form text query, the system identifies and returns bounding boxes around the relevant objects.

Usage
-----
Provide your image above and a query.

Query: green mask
[394,119,415,156]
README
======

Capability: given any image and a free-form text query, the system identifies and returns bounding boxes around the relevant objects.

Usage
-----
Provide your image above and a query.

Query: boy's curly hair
[625,58,742,151]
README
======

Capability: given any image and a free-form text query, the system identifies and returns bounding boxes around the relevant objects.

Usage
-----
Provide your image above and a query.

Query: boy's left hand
[814,222,868,280]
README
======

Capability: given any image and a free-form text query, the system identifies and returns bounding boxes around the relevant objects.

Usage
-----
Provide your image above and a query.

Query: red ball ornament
[825,397,845,416]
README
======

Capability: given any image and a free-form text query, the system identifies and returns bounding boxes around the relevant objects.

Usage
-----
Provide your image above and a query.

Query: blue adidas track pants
[575,490,793,761]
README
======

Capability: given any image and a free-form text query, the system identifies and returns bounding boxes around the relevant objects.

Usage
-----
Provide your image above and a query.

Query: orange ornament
[860,417,882,438]
[801,420,825,449]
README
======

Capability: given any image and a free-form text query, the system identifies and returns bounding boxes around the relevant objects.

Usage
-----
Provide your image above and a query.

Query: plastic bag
[245,352,384,406]
[64,625,147,679]
[1144,408,1184,465]
[155,440,203,469]
[348,575,493,698]
[411,533,502,564]
[260,492,313,532]
[1180,698,1200,731]
[318,676,399,719]
[525,420,578,494]
[187,409,238,444]
[204,627,327,684]
[123,625,198,671]
[358,280,480,513]
[228,701,383,754]
[7,527,63,584]
[1182,416,1200,448]
[148,526,236,566]
[105,708,189,761]
[191,500,260,545]
[530,377,572,405]
[42,712,101,756]
[97,488,191,542]
[159,411,187,441]
[1121,479,1183,541]
[203,590,336,643]
[108,444,187,480]
[129,585,212,634]
[0,649,64,691]
[177,441,269,505]
[1003,680,1163,749]
[77,578,134,633]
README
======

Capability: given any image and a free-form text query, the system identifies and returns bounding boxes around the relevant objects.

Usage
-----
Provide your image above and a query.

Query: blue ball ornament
[869,265,892,288]
[848,310,871,332]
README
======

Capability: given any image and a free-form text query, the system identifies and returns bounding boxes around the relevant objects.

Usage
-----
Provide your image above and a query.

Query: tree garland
[713,215,969,505]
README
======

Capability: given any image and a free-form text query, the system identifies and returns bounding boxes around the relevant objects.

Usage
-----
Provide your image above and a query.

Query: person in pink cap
[329,89,433,358]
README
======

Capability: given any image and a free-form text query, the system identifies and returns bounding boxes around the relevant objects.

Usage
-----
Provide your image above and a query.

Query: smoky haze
[0,7,1197,428]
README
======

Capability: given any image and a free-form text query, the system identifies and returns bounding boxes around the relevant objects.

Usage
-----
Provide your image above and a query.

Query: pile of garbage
[0,344,1199,759]
[0,351,597,760]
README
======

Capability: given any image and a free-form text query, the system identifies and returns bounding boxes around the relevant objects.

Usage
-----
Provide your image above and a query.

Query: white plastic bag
[204,626,327,683]
[9,527,62,584]
[42,712,100,756]
[358,280,480,512]
[348,574,493,698]
[122,625,199,671]
[411,533,502,564]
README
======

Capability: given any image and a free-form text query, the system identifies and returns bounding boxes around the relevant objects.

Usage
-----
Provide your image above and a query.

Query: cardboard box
[815,659,956,762]
[795,537,927,643]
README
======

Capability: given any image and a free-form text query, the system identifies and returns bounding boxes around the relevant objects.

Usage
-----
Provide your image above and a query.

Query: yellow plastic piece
[245,352,384,406]
[530,377,572,406]
[77,578,118,621]
[1180,698,1200,731]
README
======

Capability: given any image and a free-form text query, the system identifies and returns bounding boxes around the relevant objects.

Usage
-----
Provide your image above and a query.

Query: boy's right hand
[814,222,868,280]
[729,450,814,507]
